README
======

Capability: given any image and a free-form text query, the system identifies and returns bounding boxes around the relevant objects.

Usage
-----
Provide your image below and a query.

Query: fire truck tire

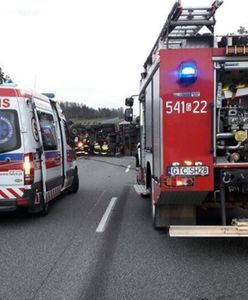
[68,168,79,193]
[152,202,168,229]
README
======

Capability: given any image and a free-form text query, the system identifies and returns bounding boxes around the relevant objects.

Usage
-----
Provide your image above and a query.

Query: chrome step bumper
[169,219,248,237]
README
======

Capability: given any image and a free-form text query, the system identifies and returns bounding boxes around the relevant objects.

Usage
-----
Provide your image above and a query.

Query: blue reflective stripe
[0,153,23,161]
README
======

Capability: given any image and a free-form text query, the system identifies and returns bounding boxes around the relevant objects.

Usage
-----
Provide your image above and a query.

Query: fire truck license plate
[168,166,209,176]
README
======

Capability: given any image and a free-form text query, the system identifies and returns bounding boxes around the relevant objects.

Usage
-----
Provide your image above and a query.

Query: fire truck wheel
[68,168,79,193]
[152,202,160,229]
[152,202,168,230]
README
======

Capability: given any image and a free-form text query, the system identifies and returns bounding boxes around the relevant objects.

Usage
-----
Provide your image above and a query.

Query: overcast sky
[0,0,247,112]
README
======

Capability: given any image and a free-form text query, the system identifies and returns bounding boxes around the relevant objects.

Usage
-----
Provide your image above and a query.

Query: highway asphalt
[0,156,248,300]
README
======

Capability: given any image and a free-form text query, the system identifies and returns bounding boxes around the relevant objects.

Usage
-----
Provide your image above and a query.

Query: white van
[0,84,79,215]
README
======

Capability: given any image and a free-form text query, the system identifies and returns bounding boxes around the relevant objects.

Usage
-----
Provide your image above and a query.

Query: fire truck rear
[125,0,248,236]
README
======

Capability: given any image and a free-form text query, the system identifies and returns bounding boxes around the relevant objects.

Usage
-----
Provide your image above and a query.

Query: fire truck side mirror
[124,108,133,122]
[125,97,134,107]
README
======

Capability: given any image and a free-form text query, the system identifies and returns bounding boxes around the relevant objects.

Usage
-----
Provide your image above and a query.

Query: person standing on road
[93,141,101,155]
[101,141,109,156]
[82,132,90,157]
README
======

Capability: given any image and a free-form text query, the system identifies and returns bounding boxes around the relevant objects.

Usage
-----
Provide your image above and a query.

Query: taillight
[164,177,194,187]
[23,153,34,185]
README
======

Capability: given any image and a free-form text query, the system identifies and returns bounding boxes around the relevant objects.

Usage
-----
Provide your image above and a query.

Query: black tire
[152,201,168,230]
[152,201,160,229]
[39,197,49,216]
[68,169,79,193]
[17,207,29,215]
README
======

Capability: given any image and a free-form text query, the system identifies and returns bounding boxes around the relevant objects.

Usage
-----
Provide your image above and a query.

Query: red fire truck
[125,0,248,236]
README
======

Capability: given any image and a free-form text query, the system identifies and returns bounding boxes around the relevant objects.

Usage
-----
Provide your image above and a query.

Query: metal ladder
[144,0,223,68]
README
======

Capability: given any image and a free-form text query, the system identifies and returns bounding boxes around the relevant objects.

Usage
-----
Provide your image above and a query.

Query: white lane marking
[96,197,118,233]
[125,165,131,173]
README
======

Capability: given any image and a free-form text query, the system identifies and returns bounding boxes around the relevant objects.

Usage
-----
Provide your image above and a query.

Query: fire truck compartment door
[160,48,214,191]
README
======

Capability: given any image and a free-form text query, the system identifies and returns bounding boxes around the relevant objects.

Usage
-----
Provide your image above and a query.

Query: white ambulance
[0,84,79,215]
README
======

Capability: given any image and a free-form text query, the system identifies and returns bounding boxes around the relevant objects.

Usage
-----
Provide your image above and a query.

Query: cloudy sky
[0,0,247,112]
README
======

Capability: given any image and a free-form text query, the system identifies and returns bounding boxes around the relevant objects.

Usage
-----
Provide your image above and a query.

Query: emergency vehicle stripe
[7,188,20,198]
[0,153,23,161]
[0,188,24,199]
[0,89,18,97]
[0,163,23,171]
[45,151,61,168]
[0,88,32,98]
[46,161,61,168]
[0,190,9,199]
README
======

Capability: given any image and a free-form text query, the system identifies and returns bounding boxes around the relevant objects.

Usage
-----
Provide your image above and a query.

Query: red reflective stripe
[0,190,9,199]
[0,89,17,96]
[7,188,20,198]
[46,161,61,168]
[0,162,23,171]
[0,88,32,97]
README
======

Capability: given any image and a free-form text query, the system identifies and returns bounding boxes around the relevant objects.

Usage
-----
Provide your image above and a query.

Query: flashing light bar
[178,62,197,85]
[42,93,55,99]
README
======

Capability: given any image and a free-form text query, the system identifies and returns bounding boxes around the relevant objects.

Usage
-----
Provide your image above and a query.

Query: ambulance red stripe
[0,188,24,199]
[0,162,23,171]
[45,161,61,168]
[0,89,18,97]
[0,190,9,199]
[7,188,21,198]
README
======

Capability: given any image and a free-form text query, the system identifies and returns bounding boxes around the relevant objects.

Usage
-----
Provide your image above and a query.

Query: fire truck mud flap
[169,219,248,237]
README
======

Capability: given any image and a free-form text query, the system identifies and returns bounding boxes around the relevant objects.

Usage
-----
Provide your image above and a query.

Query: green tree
[237,26,248,34]
[0,68,5,84]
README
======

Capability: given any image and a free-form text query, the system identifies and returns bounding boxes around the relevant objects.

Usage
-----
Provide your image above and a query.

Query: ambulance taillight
[23,153,34,185]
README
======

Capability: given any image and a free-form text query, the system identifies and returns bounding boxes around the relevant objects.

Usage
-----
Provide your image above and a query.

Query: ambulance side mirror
[125,97,134,107]
[124,108,133,122]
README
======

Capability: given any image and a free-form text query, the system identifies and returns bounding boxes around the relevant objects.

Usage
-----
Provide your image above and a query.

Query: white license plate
[168,166,209,176]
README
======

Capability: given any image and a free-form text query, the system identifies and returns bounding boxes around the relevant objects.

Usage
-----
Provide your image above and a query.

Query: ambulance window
[63,120,72,146]
[0,110,21,153]
[38,112,58,151]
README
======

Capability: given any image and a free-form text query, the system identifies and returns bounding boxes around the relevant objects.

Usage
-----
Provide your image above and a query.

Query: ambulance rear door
[33,96,63,203]
[0,89,25,203]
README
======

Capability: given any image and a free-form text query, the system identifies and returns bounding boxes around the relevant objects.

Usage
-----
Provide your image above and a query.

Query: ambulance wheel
[68,168,79,193]
[39,197,49,216]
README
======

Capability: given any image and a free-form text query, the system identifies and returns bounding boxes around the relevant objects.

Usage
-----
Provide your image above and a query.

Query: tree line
[59,101,124,120]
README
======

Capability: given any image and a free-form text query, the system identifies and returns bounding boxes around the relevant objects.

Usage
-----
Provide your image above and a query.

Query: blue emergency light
[178,62,197,84]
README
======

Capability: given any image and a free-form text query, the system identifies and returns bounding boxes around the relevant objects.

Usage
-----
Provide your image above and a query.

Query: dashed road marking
[125,165,131,173]
[96,197,118,233]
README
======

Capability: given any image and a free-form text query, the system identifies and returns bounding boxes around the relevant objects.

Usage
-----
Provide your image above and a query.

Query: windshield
[0,109,21,154]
